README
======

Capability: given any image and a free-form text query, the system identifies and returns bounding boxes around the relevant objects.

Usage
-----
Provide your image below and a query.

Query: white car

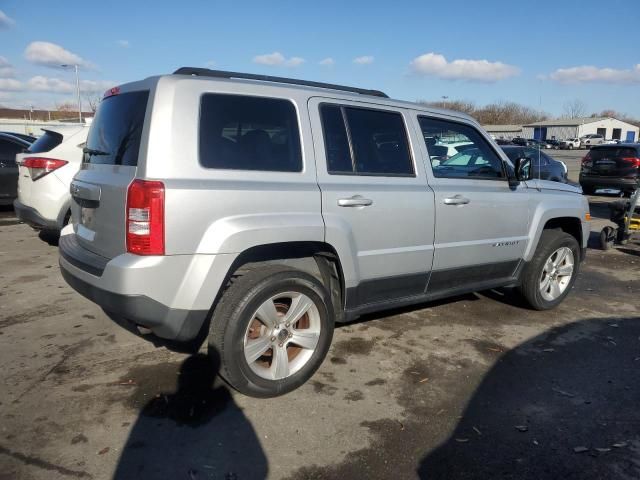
[14,125,89,236]
[427,141,473,165]
[580,134,604,148]
[560,138,580,150]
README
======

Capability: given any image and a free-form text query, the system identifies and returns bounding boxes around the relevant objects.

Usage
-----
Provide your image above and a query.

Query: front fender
[524,195,589,261]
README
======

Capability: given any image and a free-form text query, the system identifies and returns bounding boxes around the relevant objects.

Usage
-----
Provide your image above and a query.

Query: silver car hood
[525,179,582,194]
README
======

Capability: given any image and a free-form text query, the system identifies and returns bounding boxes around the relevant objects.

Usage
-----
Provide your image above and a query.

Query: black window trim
[418,114,508,182]
[197,92,304,173]
[319,102,416,178]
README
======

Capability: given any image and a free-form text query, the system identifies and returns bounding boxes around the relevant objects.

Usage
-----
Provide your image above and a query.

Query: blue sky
[1,0,639,117]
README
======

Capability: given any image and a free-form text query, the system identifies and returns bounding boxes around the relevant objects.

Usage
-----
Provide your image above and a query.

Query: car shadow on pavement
[113,350,267,479]
[417,316,640,480]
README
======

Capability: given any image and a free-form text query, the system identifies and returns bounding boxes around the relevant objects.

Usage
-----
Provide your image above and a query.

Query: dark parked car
[510,137,529,146]
[579,144,640,196]
[546,139,562,149]
[501,146,568,182]
[494,138,512,145]
[0,132,33,205]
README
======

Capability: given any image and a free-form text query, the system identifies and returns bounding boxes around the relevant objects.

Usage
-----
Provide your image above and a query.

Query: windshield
[83,90,149,165]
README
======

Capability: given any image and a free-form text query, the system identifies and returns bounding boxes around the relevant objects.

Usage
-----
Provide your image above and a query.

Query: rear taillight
[126,179,164,255]
[581,155,592,168]
[22,157,67,180]
[621,157,640,167]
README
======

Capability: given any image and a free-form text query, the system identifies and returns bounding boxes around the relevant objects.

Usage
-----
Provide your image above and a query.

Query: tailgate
[71,89,149,259]
[589,147,639,177]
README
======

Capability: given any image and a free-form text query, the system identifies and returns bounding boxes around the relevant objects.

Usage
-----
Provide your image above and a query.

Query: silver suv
[60,68,590,397]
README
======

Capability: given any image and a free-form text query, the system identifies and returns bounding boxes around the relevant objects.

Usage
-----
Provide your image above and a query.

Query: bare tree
[55,101,76,113]
[83,92,102,113]
[418,99,548,125]
[562,99,587,119]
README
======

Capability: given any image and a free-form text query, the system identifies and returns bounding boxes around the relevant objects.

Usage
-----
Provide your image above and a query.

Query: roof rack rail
[173,67,389,98]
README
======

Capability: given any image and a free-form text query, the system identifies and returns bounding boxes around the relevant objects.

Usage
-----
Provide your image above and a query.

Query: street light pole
[74,64,81,123]
[61,64,82,123]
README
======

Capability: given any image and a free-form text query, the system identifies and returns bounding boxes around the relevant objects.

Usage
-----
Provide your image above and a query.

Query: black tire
[600,227,614,251]
[208,264,334,398]
[518,230,580,310]
[568,145,573,150]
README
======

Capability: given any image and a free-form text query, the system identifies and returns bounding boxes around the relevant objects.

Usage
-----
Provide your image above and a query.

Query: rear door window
[199,94,302,172]
[319,103,414,176]
[28,131,63,154]
[83,90,149,166]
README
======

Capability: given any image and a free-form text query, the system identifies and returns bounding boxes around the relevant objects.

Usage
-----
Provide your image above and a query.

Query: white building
[482,124,524,140]
[522,117,639,142]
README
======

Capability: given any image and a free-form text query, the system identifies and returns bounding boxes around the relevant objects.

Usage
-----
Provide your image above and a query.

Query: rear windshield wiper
[83,147,110,156]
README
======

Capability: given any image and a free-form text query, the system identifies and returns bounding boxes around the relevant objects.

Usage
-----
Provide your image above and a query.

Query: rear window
[28,131,63,153]
[83,90,149,166]
[589,147,638,159]
[199,94,302,172]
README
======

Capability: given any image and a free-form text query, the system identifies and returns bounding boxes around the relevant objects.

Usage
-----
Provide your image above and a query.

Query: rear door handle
[338,195,373,207]
[443,195,470,205]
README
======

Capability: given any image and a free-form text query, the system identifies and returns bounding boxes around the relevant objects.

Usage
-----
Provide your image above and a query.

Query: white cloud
[117,40,130,48]
[0,57,15,78]
[353,55,374,65]
[548,64,640,84]
[26,76,115,94]
[0,78,22,91]
[253,52,305,67]
[0,10,15,29]
[410,52,519,82]
[24,41,93,69]
[319,57,335,67]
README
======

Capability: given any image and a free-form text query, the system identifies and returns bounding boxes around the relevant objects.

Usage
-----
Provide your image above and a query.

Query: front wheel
[518,230,580,310]
[208,265,334,397]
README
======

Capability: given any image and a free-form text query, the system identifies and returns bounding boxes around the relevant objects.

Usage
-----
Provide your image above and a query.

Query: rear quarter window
[83,90,149,166]
[199,94,302,172]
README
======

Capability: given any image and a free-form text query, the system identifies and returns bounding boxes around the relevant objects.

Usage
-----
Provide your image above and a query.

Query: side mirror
[515,157,532,181]
[507,157,532,188]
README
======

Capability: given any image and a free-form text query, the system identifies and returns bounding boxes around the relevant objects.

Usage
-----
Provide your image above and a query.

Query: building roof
[482,124,524,132]
[524,117,610,127]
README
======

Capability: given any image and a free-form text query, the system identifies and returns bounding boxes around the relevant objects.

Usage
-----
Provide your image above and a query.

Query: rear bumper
[60,265,208,341]
[58,232,235,342]
[579,175,639,191]
[13,199,59,230]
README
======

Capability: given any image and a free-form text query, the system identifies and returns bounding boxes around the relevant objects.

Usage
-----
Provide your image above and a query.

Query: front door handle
[443,195,470,205]
[338,195,373,207]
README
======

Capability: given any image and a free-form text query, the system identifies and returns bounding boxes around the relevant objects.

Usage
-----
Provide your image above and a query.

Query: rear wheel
[208,264,334,397]
[519,230,580,310]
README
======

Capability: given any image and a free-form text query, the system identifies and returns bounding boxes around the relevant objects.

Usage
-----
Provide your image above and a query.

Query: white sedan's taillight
[22,157,68,180]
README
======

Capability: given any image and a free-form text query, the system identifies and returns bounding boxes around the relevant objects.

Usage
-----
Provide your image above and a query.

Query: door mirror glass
[515,157,532,181]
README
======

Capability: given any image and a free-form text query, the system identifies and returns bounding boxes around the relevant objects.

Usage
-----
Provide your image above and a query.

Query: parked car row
[496,134,634,150]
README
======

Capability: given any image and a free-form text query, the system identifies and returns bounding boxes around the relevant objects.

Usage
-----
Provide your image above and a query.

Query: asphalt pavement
[0,185,639,479]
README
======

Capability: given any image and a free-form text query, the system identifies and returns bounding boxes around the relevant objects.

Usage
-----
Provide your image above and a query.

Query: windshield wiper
[83,147,110,156]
